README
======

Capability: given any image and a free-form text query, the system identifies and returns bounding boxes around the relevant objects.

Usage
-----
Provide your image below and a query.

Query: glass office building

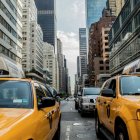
[35,0,56,48]
[86,0,106,28]
[79,28,87,77]
[109,0,140,75]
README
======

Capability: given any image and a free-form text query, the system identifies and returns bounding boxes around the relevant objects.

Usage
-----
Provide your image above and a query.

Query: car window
[0,81,32,108]
[83,88,100,96]
[103,80,111,89]
[109,79,116,96]
[40,85,53,97]
[34,83,46,105]
[120,76,140,95]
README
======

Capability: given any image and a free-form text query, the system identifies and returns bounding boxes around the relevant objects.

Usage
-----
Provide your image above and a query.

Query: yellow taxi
[0,57,61,140]
[95,60,140,140]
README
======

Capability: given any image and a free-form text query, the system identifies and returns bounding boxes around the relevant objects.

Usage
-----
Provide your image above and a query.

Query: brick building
[88,9,116,86]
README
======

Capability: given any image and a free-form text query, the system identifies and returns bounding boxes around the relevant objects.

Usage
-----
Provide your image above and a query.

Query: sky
[56,0,85,93]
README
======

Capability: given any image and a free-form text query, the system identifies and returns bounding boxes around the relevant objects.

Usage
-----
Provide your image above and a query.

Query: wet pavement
[60,99,103,140]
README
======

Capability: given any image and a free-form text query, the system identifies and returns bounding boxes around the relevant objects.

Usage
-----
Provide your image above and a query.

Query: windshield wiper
[123,93,140,95]
[131,93,140,95]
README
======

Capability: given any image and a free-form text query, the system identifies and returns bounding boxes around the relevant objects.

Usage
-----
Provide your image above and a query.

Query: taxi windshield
[0,81,32,108]
[120,76,140,95]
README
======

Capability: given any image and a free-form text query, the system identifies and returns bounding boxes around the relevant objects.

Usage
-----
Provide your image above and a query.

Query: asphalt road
[60,99,103,140]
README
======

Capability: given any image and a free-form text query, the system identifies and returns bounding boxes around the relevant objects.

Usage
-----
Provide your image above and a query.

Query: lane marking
[65,125,71,140]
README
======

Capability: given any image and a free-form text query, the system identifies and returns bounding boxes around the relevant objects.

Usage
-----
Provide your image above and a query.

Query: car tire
[95,113,102,138]
[75,103,78,110]
[115,123,129,140]
[53,121,60,140]
[80,110,84,117]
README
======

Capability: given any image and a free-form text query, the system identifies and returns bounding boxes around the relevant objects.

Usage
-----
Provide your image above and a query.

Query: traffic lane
[60,100,104,140]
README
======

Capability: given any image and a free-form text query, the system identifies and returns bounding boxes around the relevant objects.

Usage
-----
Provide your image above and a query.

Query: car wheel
[115,123,129,140]
[53,121,60,140]
[75,103,78,110]
[80,109,84,117]
[95,113,102,138]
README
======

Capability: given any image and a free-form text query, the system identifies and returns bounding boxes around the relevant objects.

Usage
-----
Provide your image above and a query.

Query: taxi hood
[0,108,33,136]
[123,96,140,104]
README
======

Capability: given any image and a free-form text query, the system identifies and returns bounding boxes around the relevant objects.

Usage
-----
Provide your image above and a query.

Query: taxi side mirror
[38,97,55,109]
[101,89,114,97]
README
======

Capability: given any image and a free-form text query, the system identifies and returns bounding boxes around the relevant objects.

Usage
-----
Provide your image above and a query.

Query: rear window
[0,81,32,108]
[83,88,100,96]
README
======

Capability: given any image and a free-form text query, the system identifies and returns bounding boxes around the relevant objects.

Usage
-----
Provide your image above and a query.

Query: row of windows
[12,0,22,13]
[38,10,54,15]
[0,30,21,53]
[0,1,22,32]
[121,1,131,24]
[100,66,109,70]
[110,11,140,48]
[0,44,21,63]
[5,0,22,21]
[110,36,140,71]
[99,60,109,64]
[134,12,140,29]
[134,0,140,6]
[0,16,22,42]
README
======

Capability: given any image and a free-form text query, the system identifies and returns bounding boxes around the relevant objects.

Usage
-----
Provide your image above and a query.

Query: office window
[121,1,131,24]
[134,12,140,29]
[100,67,104,70]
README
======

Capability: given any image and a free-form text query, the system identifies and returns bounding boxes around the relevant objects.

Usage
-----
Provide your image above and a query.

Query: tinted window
[0,81,32,108]
[83,88,100,96]
[120,76,140,95]
[40,85,52,97]
[34,83,46,106]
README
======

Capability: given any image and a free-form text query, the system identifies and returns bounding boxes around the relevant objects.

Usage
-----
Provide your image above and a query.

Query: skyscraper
[0,0,22,65]
[85,0,106,28]
[79,28,87,78]
[35,0,56,48]
[106,0,116,16]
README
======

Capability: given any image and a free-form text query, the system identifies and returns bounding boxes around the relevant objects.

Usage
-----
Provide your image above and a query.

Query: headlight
[136,109,140,120]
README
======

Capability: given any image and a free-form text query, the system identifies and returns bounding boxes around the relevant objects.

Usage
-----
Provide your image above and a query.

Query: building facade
[85,0,106,28]
[115,0,125,16]
[106,0,116,16]
[0,0,22,66]
[22,0,37,72]
[22,0,44,81]
[30,22,43,75]
[43,43,59,90]
[79,28,87,79]
[109,0,140,76]
[88,9,116,86]
[57,39,63,92]
[35,0,57,49]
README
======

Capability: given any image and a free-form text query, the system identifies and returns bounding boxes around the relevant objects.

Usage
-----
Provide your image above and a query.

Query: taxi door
[104,79,118,133]
[98,80,111,125]
[34,83,53,140]
[40,85,59,138]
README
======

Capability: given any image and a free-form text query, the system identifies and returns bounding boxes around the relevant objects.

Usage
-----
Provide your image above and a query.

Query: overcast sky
[56,0,85,93]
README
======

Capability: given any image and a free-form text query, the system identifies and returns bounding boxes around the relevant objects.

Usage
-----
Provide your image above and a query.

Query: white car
[78,87,100,116]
